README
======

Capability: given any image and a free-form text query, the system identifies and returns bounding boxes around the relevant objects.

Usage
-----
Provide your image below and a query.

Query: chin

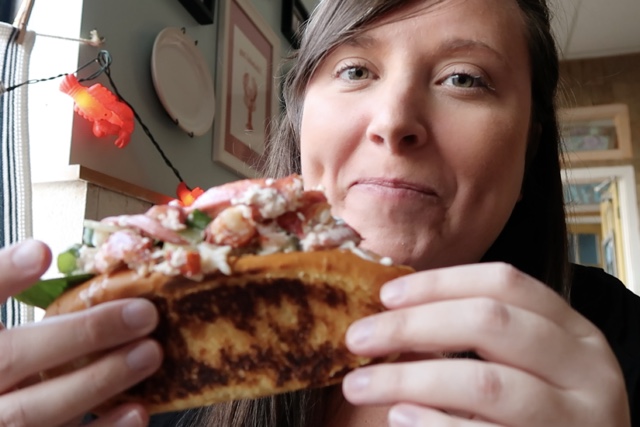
[356,226,488,271]
[354,229,427,270]
[338,210,427,268]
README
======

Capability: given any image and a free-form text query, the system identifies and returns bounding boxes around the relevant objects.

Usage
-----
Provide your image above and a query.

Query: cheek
[299,93,324,186]
[442,107,529,188]
[300,89,364,192]
[438,109,529,237]
[299,119,321,189]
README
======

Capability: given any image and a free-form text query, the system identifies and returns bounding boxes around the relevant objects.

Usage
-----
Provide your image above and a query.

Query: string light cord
[0,50,189,188]
[1,49,108,94]
[97,51,187,185]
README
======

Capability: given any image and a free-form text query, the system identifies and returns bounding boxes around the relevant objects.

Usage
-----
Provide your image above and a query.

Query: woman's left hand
[342,262,631,427]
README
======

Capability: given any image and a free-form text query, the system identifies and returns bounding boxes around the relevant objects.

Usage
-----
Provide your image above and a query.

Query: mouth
[350,178,439,197]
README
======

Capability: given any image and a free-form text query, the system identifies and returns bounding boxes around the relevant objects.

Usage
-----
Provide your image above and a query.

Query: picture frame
[281,0,309,48]
[559,103,633,164]
[212,0,281,177]
[178,0,215,25]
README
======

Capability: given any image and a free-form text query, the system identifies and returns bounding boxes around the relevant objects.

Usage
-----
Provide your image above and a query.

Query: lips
[350,178,439,197]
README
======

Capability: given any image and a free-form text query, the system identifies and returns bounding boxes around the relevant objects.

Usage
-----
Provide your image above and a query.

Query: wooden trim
[560,103,633,165]
[567,222,602,235]
[32,165,173,205]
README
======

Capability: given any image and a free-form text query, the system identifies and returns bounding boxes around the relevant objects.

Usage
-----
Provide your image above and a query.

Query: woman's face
[300,0,532,270]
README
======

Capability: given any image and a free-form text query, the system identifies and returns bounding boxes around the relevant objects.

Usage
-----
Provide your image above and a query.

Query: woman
[184,0,630,425]
[0,0,636,426]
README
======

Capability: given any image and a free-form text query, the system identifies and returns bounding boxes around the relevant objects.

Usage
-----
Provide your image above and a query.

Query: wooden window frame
[559,103,633,164]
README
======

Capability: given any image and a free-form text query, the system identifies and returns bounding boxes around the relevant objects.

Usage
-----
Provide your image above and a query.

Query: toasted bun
[45,249,413,414]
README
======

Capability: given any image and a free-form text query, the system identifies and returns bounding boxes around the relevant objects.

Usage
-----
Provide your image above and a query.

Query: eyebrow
[436,38,508,66]
[344,35,510,68]
[344,34,377,49]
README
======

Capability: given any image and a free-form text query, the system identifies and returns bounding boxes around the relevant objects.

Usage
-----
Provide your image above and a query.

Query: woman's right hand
[0,239,163,427]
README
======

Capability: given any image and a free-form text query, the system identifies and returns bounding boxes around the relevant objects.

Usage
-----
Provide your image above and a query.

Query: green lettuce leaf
[14,273,95,310]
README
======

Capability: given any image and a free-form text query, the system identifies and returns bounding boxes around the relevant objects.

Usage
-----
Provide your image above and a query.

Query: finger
[0,339,161,427]
[389,404,501,427]
[380,263,592,336]
[0,299,158,391]
[343,359,566,426]
[346,298,604,386]
[0,239,51,302]
[88,404,149,427]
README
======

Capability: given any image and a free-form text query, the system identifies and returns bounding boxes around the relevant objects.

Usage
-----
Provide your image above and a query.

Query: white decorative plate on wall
[151,27,215,137]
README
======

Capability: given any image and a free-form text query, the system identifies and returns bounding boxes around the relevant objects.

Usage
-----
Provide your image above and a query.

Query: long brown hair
[196,0,568,425]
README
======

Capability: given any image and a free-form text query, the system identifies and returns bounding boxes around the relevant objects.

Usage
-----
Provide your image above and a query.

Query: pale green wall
[38,0,319,197]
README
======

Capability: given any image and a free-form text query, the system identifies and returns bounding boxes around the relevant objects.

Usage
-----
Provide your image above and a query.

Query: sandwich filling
[71,175,382,281]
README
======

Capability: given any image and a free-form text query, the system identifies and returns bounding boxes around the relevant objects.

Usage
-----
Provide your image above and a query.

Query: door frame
[563,165,640,294]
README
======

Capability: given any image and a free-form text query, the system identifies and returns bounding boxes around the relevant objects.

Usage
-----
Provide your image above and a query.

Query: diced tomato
[180,251,202,277]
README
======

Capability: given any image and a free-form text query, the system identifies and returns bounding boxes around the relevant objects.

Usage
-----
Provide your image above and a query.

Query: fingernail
[122,300,157,330]
[380,280,406,305]
[389,407,418,427]
[11,239,44,274]
[114,409,144,427]
[343,370,371,392]
[346,318,373,347]
[126,341,160,371]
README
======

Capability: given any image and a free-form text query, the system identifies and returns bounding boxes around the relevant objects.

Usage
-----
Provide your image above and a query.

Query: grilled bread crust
[45,249,414,414]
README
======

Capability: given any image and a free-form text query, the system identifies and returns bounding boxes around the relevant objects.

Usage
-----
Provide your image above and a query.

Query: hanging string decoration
[55,50,133,148]
[0,49,204,205]
[59,73,134,148]
[94,52,205,205]
[177,182,205,206]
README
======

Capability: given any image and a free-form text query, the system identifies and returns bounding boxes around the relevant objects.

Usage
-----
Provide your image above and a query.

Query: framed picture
[178,0,215,25]
[281,0,309,48]
[212,0,281,177]
[559,103,633,164]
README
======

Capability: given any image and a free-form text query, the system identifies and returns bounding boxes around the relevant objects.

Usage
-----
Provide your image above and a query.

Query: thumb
[0,239,52,303]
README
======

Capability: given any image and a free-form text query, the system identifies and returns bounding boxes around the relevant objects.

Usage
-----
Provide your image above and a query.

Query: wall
[28,0,319,199]
[559,52,640,201]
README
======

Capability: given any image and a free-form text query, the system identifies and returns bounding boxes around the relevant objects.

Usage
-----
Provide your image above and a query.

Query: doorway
[563,165,640,294]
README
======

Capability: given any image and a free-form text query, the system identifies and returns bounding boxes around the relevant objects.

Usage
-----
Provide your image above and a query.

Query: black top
[148,264,640,426]
[570,264,640,425]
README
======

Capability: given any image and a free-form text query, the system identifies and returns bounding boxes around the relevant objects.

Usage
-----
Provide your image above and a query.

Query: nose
[365,79,428,152]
